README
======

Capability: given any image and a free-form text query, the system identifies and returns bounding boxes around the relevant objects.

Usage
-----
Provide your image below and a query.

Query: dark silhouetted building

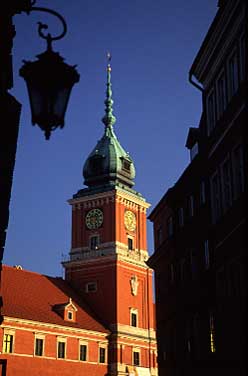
[147,1,247,375]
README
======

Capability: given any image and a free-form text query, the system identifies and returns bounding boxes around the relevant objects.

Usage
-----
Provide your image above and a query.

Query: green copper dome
[83,59,135,188]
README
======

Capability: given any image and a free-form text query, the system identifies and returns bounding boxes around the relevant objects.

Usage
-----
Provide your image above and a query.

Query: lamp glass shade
[20,47,79,139]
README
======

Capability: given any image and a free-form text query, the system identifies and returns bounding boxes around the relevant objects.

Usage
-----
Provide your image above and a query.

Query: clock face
[124,210,136,232]
[85,209,103,229]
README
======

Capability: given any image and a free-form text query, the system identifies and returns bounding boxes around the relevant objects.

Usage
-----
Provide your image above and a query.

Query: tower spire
[102,52,116,128]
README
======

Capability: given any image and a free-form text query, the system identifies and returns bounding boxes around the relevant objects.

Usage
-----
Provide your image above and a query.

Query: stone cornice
[2,316,108,338]
[68,187,150,211]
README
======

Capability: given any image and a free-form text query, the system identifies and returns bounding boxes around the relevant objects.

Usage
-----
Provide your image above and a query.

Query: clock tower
[63,58,157,376]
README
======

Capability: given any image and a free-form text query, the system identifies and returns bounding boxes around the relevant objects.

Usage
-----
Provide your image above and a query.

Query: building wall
[148,1,246,375]
[0,319,108,376]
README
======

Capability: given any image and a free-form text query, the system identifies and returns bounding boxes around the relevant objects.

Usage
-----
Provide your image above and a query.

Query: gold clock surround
[85,208,103,229]
[124,210,136,232]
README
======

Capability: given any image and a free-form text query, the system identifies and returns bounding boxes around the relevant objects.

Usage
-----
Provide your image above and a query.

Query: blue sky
[4,0,218,277]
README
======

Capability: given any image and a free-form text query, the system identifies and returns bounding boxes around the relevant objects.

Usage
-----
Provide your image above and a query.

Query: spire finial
[102,52,116,128]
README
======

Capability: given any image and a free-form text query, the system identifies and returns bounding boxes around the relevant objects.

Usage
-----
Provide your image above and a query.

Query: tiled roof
[1,265,108,333]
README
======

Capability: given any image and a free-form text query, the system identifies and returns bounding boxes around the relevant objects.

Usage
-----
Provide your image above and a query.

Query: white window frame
[133,348,140,366]
[130,308,138,327]
[34,333,45,357]
[2,329,15,354]
[79,341,88,362]
[99,344,107,364]
[57,337,67,359]
[128,236,134,251]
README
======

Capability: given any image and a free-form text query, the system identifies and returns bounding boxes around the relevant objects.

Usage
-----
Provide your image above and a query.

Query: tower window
[85,281,97,293]
[3,334,14,353]
[67,311,73,320]
[35,338,44,356]
[130,309,138,327]
[133,350,140,366]
[122,158,131,171]
[128,237,133,250]
[90,235,100,250]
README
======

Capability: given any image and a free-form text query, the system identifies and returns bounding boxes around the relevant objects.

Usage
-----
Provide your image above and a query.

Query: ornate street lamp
[19,5,80,139]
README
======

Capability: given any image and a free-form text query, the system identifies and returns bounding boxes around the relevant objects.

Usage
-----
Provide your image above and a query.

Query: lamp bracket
[29,6,67,46]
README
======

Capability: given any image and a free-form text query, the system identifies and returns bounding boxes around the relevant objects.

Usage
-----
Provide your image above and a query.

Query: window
[131,311,137,327]
[216,267,227,297]
[239,34,245,81]
[232,144,244,199]
[99,346,106,363]
[156,226,163,246]
[35,338,44,356]
[128,237,133,250]
[180,258,185,282]
[200,181,206,205]
[57,340,66,359]
[189,195,194,217]
[216,72,226,118]
[167,216,173,237]
[221,158,232,212]
[3,334,14,353]
[228,51,239,100]
[211,171,221,223]
[229,262,241,297]
[67,311,73,320]
[85,281,97,293]
[204,240,210,270]
[207,90,216,134]
[178,207,184,227]
[190,142,199,161]
[79,344,87,361]
[90,235,99,250]
[122,158,131,171]
[169,263,174,284]
[133,350,140,366]
[190,250,197,279]
[209,312,216,353]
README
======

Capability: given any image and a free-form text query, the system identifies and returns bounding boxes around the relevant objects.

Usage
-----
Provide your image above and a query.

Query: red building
[0,61,157,376]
